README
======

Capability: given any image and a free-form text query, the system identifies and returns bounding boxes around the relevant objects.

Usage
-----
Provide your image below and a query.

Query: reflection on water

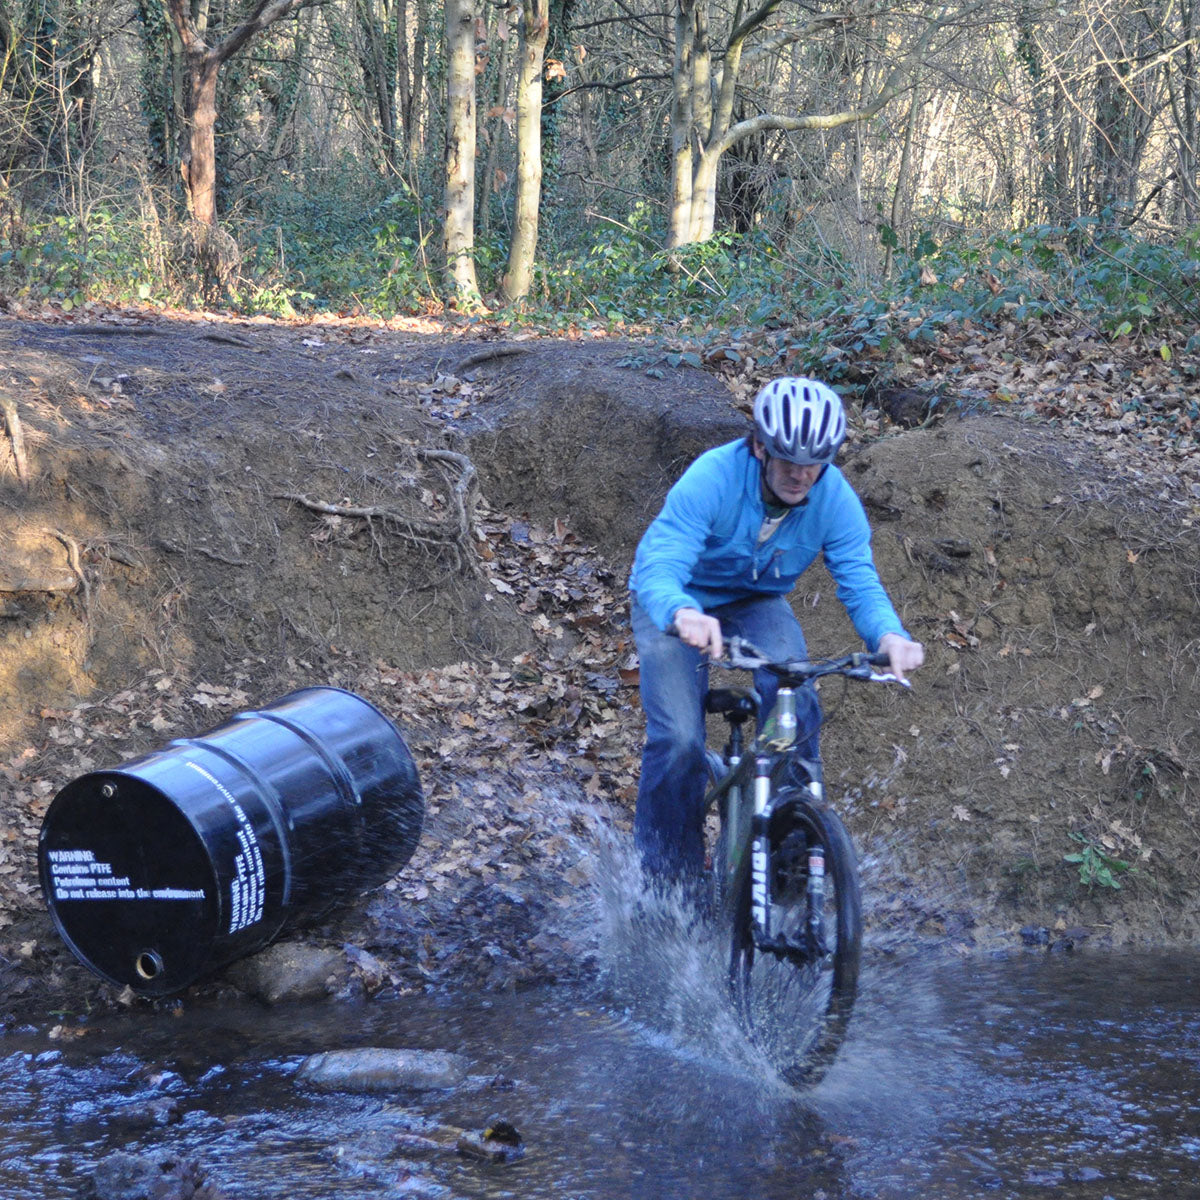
[3,907,1200,1199]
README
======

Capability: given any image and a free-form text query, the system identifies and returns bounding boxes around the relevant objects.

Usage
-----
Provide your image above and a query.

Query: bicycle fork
[750,756,829,960]
[750,756,774,938]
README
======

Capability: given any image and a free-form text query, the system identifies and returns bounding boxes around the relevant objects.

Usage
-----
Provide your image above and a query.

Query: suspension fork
[750,754,773,940]
[751,757,832,958]
[802,775,827,955]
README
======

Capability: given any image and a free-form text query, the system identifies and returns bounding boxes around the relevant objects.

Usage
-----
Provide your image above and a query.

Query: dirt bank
[1,311,1198,1022]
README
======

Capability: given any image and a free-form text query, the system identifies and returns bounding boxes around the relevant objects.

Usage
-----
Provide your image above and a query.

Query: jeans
[631,594,822,880]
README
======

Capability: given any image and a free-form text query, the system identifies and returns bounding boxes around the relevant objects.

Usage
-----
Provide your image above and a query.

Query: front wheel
[728,789,862,1086]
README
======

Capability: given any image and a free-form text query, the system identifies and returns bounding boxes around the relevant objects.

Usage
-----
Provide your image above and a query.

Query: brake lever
[868,671,912,688]
[724,636,770,671]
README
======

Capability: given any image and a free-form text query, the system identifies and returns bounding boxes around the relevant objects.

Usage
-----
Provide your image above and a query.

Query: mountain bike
[700,637,908,1086]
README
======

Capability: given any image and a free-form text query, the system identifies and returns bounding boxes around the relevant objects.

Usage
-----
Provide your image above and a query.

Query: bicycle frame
[703,640,904,956]
[691,635,908,1083]
[706,689,822,949]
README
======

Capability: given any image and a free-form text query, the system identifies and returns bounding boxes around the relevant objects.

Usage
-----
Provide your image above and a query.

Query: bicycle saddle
[704,687,760,720]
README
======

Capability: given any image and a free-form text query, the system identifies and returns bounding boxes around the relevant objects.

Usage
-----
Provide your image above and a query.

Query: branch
[275,446,482,561]
[452,346,530,373]
[713,3,965,158]
[716,14,850,141]
[213,0,324,64]
[741,16,850,72]
[416,448,480,549]
[714,96,895,154]
[157,538,248,566]
[274,491,441,530]
[44,528,89,606]
[1,397,30,486]
[727,0,785,48]
[544,72,671,108]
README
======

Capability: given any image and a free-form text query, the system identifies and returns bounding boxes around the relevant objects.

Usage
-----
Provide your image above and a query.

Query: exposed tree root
[274,445,482,574]
[450,346,529,374]
[44,527,89,609]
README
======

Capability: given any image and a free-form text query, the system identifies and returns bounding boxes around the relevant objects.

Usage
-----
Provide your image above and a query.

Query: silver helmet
[753,377,846,465]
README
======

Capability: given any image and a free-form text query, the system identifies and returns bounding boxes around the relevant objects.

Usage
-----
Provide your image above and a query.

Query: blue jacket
[629,439,906,650]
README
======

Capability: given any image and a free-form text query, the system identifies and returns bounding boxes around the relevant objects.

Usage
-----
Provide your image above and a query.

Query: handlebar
[710,636,911,689]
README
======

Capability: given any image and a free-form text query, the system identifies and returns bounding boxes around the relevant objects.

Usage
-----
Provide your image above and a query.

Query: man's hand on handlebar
[877,632,925,682]
[672,607,724,660]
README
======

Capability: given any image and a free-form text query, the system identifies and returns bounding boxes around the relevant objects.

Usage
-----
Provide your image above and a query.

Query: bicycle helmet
[753,377,846,465]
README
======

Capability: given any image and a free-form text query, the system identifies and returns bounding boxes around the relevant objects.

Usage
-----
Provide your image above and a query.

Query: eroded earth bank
[1,312,1199,1024]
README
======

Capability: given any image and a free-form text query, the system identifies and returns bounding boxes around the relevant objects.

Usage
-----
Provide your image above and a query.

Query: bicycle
[699,636,908,1086]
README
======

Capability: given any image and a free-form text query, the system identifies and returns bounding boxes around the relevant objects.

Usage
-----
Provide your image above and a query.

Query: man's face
[753,440,822,506]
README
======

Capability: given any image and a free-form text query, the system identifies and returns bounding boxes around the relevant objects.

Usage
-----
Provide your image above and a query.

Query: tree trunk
[667,0,697,248]
[883,88,921,278]
[181,52,221,224]
[1159,0,1198,223]
[356,0,398,172]
[1179,17,1198,221]
[396,0,427,160]
[687,146,719,243]
[480,4,514,237]
[444,0,480,300]
[501,0,549,301]
[163,0,310,225]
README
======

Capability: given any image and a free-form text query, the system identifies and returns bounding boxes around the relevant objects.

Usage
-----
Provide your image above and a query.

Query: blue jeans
[631,594,822,880]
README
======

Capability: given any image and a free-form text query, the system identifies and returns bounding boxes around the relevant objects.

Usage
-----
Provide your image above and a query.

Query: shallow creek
[2,944,1199,1200]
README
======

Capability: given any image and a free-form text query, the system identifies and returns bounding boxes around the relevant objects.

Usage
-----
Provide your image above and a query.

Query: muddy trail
[1,310,1198,1023]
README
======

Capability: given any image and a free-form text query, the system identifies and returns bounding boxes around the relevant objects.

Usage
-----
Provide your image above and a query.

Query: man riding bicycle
[628,376,924,881]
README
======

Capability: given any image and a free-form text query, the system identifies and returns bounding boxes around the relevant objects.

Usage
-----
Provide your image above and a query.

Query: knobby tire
[727,788,862,1087]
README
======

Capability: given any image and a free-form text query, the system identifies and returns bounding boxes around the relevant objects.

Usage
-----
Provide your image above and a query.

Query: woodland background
[0,0,1198,351]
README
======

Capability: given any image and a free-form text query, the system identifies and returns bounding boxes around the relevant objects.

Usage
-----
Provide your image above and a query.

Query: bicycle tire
[728,787,862,1086]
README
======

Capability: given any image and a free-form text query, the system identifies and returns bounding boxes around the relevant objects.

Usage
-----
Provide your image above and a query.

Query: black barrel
[38,687,423,997]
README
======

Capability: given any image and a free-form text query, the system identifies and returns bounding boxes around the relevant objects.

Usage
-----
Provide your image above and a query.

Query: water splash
[570,823,791,1093]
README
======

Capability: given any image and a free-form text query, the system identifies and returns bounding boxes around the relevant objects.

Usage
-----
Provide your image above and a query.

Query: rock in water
[89,1151,223,1200]
[295,1047,470,1092]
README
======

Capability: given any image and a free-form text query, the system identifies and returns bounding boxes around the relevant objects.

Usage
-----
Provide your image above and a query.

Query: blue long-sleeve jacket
[629,438,907,650]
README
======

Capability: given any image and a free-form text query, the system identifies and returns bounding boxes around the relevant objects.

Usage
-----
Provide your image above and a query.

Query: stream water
[2,939,1199,1200]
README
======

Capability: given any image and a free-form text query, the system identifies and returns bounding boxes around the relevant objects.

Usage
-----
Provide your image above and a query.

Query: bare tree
[0,0,104,177]
[501,0,550,300]
[162,0,321,226]
[666,0,976,248]
[397,0,432,160]
[444,0,480,299]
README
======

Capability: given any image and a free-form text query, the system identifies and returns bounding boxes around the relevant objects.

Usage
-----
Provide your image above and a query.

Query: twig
[1,397,30,485]
[452,346,530,374]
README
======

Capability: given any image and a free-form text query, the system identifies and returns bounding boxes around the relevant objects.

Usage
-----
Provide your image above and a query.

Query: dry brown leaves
[0,502,642,954]
[705,313,1200,525]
